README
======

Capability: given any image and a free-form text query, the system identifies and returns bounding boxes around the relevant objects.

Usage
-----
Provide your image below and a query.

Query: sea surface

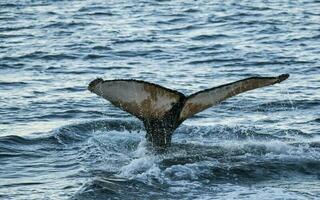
[0,0,319,199]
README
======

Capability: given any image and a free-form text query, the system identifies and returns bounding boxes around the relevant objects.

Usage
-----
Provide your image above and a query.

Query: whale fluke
[179,74,289,120]
[88,74,289,151]
[88,79,185,120]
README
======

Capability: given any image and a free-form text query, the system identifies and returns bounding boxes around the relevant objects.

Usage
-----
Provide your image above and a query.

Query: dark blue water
[1,0,319,199]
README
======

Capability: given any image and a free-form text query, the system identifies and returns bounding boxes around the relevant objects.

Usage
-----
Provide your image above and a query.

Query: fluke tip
[278,74,289,82]
[88,78,104,92]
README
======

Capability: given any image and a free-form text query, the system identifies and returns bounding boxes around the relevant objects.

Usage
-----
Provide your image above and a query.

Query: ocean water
[0,0,319,199]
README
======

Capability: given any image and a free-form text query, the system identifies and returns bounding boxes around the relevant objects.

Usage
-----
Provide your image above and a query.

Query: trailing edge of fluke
[88,74,289,152]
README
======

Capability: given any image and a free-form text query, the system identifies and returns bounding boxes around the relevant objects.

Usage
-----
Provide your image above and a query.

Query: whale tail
[88,74,289,149]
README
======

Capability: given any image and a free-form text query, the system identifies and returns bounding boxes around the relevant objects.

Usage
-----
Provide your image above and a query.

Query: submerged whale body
[88,74,289,151]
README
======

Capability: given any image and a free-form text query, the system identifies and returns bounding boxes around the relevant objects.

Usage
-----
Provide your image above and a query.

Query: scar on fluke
[88,74,289,152]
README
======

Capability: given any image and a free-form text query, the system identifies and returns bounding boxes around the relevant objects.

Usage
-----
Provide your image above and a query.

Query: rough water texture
[0,0,319,199]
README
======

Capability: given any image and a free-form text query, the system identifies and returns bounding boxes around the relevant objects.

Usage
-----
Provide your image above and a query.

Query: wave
[290,34,320,42]
[83,54,107,59]
[175,125,313,142]
[85,12,114,16]
[186,44,225,51]
[90,66,131,70]
[250,99,320,112]
[1,120,317,151]
[157,17,189,25]
[0,81,28,87]
[112,38,154,45]
[1,51,78,61]
[0,25,35,32]
[162,24,201,33]
[72,134,320,200]
[220,99,320,113]
[245,60,315,66]
[78,6,111,13]
[187,58,244,65]
[43,21,94,29]
[91,45,112,51]
[113,49,164,57]
[191,34,232,41]
[0,34,34,39]
[0,119,142,147]
[1,119,319,199]
[0,3,18,7]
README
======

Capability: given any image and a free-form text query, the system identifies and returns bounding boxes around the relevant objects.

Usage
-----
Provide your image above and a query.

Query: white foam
[117,140,165,184]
